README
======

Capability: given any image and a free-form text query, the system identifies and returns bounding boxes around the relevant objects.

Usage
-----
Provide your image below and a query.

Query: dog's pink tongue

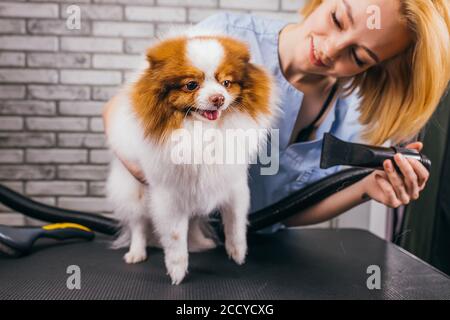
[204,110,219,120]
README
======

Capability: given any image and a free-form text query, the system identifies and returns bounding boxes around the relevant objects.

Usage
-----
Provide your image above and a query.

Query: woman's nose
[323,37,350,64]
[322,40,339,64]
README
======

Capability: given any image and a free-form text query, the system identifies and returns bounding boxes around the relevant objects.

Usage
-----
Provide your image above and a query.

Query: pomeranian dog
[105,28,279,284]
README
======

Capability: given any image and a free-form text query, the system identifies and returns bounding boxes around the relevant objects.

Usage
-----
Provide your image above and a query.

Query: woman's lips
[310,36,327,68]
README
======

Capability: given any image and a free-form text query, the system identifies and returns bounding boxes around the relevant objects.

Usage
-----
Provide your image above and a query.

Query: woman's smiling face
[296,0,414,77]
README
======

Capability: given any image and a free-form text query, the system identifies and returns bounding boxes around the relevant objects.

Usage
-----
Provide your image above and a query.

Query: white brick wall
[27,53,91,68]
[220,0,278,11]
[26,117,88,131]
[0,69,58,83]
[0,132,56,147]
[60,70,122,85]
[125,7,187,22]
[26,181,87,196]
[57,165,109,180]
[61,37,123,53]
[59,101,104,115]
[90,149,112,163]
[60,4,123,21]
[0,0,304,225]
[0,100,56,115]
[28,19,91,35]
[0,53,26,67]
[26,149,88,163]
[57,133,106,148]
[92,22,154,37]
[28,85,90,100]
[0,117,23,130]
[0,2,59,19]
[0,19,26,34]
[158,0,217,7]
[0,36,58,51]
[0,165,55,180]
[0,150,24,163]
[0,85,26,99]
[282,0,308,11]
[92,54,141,70]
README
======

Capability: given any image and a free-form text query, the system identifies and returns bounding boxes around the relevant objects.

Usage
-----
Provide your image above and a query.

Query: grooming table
[0,228,449,300]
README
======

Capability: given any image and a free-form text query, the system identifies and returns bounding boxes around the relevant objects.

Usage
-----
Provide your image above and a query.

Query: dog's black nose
[209,94,225,108]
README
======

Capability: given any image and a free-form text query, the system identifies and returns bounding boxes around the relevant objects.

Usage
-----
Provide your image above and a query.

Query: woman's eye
[352,48,366,67]
[222,80,231,88]
[331,11,342,30]
[185,81,199,91]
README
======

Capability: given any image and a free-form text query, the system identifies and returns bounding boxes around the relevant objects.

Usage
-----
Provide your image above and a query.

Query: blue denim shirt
[196,13,364,228]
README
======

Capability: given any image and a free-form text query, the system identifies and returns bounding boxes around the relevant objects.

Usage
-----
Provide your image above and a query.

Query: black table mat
[0,229,449,300]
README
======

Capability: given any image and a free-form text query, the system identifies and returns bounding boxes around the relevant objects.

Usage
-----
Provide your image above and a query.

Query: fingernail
[385,161,392,172]
[396,153,404,162]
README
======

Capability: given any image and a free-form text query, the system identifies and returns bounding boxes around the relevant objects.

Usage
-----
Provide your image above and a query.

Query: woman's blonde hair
[302,0,450,145]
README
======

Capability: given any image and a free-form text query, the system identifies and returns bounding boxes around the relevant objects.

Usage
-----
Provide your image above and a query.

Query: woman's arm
[102,96,148,185]
[284,142,430,227]
[284,176,370,226]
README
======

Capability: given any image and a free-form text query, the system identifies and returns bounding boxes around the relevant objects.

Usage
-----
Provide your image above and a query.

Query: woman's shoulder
[195,12,288,68]
[195,12,287,37]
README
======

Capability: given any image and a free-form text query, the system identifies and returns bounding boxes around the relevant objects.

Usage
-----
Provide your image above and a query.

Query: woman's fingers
[383,159,410,205]
[374,173,402,208]
[393,153,420,200]
[114,153,148,185]
[407,158,430,191]
[405,141,423,152]
[128,163,148,185]
[371,146,428,208]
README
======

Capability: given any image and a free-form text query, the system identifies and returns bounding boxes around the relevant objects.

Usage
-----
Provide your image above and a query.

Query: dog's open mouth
[196,109,220,121]
[187,107,221,121]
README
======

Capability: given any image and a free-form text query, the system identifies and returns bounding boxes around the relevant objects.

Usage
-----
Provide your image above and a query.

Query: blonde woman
[102,0,450,229]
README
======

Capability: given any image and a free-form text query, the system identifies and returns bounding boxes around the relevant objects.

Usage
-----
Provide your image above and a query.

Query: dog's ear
[220,37,250,64]
[234,41,250,64]
[232,41,250,63]
[146,38,185,68]
[146,45,161,68]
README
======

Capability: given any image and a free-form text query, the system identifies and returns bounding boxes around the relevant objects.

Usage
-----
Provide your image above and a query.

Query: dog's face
[131,35,272,141]
[148,37,249,121]
[148,36,250,122]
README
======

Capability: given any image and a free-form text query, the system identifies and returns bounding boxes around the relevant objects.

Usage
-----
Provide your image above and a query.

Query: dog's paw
[166,255,188,285]
[123,250,147,264]
[225,240,247,265]
[188,237,217,252]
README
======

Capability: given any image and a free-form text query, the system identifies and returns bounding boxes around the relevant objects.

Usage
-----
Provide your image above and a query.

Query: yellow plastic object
[42,223,92,232]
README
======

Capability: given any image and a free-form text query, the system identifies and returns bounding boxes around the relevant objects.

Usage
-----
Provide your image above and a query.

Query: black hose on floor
[0,184,119,235]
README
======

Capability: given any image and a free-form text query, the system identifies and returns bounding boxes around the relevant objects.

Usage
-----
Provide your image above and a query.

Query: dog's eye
[222,80,231,88]
[184,81,199,91]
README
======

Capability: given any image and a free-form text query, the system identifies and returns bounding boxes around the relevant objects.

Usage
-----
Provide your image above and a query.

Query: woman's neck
[278,23,336,97]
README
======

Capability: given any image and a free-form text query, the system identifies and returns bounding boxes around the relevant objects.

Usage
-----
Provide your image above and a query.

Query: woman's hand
[102,96,148,186]
[362,142,430,208]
